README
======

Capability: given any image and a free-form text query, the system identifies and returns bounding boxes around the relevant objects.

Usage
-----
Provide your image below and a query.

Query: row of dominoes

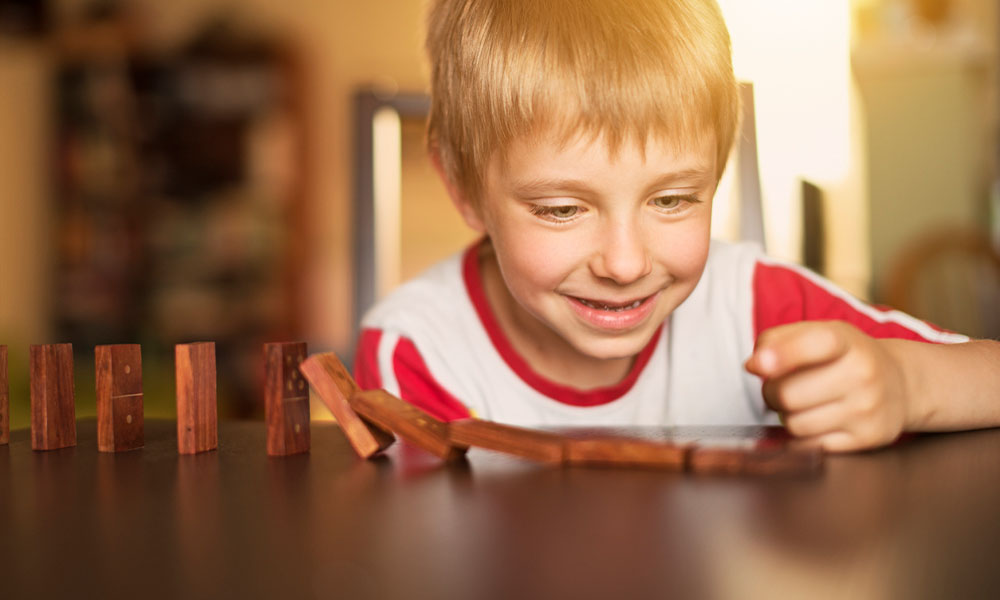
[300,353,825,477]
[1,343,824,475]
[0,341,312,456]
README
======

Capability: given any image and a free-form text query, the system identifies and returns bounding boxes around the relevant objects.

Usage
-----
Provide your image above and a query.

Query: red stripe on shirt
[354,328,384,390]
[753,262,944,342]
[392,337,471,421]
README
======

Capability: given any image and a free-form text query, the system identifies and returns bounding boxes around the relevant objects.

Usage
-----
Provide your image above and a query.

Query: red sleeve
[392,337,471,421]
[354,328,384,390]
[753,261,958,343]
[353,327,471,422]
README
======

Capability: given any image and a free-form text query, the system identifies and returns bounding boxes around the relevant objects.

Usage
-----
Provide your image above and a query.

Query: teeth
[578,298,643,311]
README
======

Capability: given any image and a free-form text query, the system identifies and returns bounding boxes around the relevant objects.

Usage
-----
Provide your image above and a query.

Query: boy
[355,0,1000,452]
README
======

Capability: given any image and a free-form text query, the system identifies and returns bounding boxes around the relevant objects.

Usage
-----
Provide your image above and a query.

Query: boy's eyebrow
[509,168,714,197]
[646,168,715,189]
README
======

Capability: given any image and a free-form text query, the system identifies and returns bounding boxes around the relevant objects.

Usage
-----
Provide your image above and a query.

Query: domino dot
[124,365,131,375]
[294,424,301,434]
[126,414,133,424]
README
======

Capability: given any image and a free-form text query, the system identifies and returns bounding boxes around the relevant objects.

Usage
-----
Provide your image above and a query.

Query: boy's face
[459,129,717,362]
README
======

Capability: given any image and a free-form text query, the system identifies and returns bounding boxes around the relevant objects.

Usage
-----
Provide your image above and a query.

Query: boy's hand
[744,321,911,453]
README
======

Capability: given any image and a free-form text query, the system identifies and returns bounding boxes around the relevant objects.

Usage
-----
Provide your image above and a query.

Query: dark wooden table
[2,420,999,600]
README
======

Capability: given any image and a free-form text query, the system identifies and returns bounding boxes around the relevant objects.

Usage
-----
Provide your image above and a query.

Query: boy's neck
[477,241,636,390]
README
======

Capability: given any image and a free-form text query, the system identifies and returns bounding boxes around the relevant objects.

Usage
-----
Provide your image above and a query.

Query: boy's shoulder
[706,238,766,269]
[360,248,474,334]
[669,238,764,329]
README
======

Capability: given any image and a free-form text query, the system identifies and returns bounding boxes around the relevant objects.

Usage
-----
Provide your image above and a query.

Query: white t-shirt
[354,239,966,427]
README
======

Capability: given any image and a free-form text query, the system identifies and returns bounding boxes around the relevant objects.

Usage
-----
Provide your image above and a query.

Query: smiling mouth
[573,296,647,312]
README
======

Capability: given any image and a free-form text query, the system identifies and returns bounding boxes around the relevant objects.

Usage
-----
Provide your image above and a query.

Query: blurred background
[1,0,998,427]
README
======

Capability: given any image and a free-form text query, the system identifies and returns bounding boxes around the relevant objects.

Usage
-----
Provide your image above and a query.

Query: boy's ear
[430,148,486,233]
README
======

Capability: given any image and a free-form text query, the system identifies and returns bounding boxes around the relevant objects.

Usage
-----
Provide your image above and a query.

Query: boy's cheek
[653,224,711,279]
[494,227,589,277]
[678,233,712,274]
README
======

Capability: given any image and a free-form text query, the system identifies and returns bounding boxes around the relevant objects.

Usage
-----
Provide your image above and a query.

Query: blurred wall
[853,0,999,304]
[0,0,434,354]
[720,0,868,296]
[0,38,52,346]
[126,0,434,353]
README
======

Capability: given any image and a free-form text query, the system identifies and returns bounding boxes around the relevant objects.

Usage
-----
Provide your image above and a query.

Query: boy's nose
[590,222,653,285]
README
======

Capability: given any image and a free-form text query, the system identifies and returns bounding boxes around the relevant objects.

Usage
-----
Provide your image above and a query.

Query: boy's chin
[569,331,656,361]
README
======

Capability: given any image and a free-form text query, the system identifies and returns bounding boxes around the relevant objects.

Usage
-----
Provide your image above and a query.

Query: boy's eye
[651,194,698,211]
[530,205,580,220]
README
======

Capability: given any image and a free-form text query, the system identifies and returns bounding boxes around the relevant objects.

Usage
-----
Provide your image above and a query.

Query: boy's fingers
[789,431,865,454]
[787,406,898,453]
[780,398,850,439]
[748,322,851,379]
[761,358,856,413]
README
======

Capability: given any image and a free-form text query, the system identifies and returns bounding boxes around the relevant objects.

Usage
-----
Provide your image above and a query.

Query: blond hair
[425,0,740,201]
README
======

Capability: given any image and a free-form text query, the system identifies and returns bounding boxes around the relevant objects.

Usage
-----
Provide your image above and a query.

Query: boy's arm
[354,328,472,422]
[885,336,1000,431]
[745,321,1000,452]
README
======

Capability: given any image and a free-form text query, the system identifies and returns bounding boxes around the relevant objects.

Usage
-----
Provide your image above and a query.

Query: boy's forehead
[491,126,718,183]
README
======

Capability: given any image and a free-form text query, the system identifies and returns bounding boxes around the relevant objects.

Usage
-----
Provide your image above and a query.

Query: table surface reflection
[2,420,999,600]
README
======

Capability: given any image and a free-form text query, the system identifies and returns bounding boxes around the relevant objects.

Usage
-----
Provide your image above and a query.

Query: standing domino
[264,342,310,456]
[175,342,218,454]
[96,344,144,452]
[30,344,77,451]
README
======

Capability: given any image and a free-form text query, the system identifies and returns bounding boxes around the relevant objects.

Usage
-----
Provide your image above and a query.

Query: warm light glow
[717,0,854,263]
[373,106,402,299]
[711,158,739,241]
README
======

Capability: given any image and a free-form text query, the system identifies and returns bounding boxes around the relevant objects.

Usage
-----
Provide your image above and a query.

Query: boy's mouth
[565,292,659,331]
[573,297,645,312]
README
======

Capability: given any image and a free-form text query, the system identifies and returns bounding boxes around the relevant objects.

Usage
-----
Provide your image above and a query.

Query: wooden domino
[350,389,466,462]
[449,419,565,463]
[686,440,751,475]
[558,428,689,470]
[551,426,821,475]
[687,437,824,476]
[742,445,824,476]
[175,342,218,454]
[30,343,77,451]
[1,345,8,445]
[95,344,144,452]
[264,342,310,456]
[299,352,394,458]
